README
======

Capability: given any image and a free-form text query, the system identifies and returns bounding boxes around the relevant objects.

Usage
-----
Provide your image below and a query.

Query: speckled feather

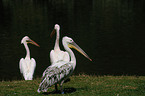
[37,61,73,93]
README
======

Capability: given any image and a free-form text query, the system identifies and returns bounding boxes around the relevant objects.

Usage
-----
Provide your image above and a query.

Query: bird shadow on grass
[42,87,76,95]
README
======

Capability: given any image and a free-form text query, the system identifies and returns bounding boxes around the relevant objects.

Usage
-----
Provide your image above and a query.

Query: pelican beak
[28,39,40,47]
[68,42,92,61]
[50,29,56,38]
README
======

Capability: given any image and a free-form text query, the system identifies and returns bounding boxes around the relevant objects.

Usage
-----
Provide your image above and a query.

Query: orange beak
[28,39,40,47]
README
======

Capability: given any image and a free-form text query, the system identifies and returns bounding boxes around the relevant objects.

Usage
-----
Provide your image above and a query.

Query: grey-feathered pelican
[37,36,92,94]
[19,36,40,80]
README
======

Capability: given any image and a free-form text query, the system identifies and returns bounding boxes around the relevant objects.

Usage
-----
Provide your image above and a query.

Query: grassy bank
[0,75,145,96]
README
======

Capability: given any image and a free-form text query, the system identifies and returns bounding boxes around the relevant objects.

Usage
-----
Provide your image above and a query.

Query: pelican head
[50,24,60,38]
[21,36,40,47]
[54,24,60,30]
[63,36,92,61]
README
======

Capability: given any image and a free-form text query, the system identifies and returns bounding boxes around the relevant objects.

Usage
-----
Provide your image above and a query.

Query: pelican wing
[19,58,28,80]
[50,50,55,64]
[37,61,73,93]
[50,50,70,64]
[63,52,70,62]
[27,58,36,80]
[19,58,25,74]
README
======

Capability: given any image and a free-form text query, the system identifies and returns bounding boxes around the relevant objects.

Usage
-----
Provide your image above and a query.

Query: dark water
[0,0,145,80]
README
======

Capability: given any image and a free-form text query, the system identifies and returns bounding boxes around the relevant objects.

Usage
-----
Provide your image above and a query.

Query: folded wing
[37,61,73,93]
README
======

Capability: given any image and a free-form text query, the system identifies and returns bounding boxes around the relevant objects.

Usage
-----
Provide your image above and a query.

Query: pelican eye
[70,40,73,42]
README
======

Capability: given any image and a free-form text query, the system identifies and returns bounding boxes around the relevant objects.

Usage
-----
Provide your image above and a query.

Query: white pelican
[19,36,40,80]
[50,24,70,91]
[37,36,92,94]
[50,24,70,64]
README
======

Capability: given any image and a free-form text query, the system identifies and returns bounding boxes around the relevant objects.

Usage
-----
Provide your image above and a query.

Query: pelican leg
[55,84,58,92]
[60,80,64,94]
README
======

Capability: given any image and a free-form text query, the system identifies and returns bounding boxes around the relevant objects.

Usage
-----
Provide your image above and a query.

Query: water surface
[0,0,145,80]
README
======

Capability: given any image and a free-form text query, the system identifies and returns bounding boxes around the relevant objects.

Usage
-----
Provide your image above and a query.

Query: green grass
[0,74,145,96]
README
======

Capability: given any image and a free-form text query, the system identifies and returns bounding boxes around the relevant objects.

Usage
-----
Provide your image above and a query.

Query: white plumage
[19,36,39,80]
[50,24,70,64]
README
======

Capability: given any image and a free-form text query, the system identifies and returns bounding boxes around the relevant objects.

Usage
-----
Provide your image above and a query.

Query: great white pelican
[19,36,40,80]
[50,24,70,64]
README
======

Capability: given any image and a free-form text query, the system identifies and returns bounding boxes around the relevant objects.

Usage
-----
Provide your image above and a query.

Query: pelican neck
[63,41,76,70]
[24,43,30,59]
[54,29,60,50]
